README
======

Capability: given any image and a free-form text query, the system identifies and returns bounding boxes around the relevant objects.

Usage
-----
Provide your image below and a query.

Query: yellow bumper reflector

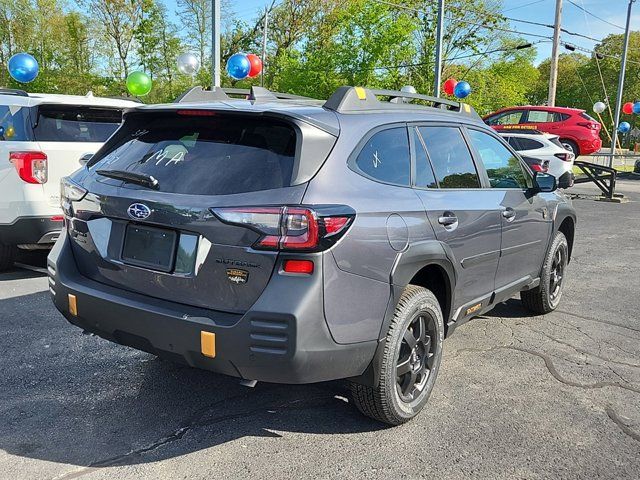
[68,294,77,316]
[201,331,216,358]
[354,87,367,100]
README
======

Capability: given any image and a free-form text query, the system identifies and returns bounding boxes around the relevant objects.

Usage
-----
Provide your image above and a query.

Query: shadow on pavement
[0,290,384,471]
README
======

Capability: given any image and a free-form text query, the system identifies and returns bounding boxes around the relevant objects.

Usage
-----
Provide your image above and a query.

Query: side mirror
[79,153,93,166]
[534,172,557,193]
[557,172,574,189]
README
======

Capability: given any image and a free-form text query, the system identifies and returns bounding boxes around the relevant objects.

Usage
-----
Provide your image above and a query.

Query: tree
[86,0,143,78]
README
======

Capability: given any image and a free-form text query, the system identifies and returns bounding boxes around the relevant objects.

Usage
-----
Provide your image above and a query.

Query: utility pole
[610,0,636,164]
[547,0,563,106]
[261,8,269,87]
[433,0,445,97]
[211,0,221,89]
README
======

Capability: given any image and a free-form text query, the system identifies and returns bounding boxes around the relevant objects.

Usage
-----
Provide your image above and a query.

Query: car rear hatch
[65,107,339,314]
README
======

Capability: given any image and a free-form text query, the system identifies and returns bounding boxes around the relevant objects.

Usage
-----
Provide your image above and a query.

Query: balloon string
[595,111,612,144]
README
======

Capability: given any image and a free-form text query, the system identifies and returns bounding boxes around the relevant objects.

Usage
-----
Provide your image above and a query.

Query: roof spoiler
[0,88,29,97]
[323,86,479,118]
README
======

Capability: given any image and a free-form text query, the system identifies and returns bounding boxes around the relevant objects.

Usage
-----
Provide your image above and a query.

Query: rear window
[0,104,31,141]
[33,105,123,142]
[91,112,298,195]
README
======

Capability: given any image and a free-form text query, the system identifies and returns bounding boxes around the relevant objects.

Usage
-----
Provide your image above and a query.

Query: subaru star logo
[127,203,151,220]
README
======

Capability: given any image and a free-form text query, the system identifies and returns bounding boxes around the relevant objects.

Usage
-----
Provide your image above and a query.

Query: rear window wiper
[96,169,159,190]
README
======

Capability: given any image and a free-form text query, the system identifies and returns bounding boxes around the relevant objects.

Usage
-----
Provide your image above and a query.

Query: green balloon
[126,71,152,96]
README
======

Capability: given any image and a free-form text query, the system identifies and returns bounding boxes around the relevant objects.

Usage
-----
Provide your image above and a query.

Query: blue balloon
[8,53,39,83]
[454,81,471,99]
[633,102,640,115]
[0,126,4,136]
[226,53,250,80]
[618,121,631,133]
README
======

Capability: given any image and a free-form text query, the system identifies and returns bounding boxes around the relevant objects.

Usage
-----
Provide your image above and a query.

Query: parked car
[483,105,602,157]
[0,89,139,271]
[499,129,575,188]
[48,86,576,425]
[634,158,640,174]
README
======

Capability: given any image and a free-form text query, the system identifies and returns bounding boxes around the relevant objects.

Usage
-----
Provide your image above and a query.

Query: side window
[418,126,480,189]
[467,129,530,189]
[526,110,554,123]
[506,136,522,150]
[0,105,31,141]
[486,110,524,126]
[354,127,410,186]
[517,138,544,150]
[412,128,437,188]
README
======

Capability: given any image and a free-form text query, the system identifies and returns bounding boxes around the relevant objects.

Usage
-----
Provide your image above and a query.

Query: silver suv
[48,86,576,425]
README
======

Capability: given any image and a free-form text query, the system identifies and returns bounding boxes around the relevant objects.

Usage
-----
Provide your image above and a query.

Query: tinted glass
[419,127,480,189]
[412,127,437,188]
[580,112,596,122]
[467,129,529,189]
[355,127,410,186]
[91,112,298,195]
[0,104,32,141]
[517,137,544,150]
[34,105,123,142]
[486,110,524,126]
[548,136,565,149]
[526,110,555,123]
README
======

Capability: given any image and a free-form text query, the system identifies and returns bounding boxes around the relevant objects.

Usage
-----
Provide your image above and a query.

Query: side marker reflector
[201,331,216,358]
[68,294,77,316]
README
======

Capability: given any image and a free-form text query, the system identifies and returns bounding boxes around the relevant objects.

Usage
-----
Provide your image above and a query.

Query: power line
[503,0,549,12]
[566,0,625,30]
[505,16,603,42]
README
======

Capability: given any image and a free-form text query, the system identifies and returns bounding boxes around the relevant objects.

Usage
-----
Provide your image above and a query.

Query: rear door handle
[438,212,458,226]
[502,207,516,222]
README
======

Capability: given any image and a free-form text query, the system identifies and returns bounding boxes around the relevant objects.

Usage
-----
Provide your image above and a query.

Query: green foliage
[0,0,637,130]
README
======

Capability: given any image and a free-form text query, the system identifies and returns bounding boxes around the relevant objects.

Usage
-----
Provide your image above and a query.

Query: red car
[483,106,602,157]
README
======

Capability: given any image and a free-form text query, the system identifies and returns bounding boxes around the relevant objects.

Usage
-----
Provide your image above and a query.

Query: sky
[164,0,638,65]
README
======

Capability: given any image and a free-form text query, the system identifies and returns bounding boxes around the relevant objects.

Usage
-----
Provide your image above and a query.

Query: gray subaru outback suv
[48,86,576,425]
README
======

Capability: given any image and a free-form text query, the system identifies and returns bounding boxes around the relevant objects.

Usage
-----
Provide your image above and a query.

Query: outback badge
[226,268,249,285]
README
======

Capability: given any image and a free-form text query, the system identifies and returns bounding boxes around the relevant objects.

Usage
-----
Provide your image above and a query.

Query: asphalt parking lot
[1,176,639,480]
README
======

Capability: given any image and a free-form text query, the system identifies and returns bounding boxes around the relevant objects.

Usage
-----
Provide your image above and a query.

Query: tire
[350,285,444,425]
[521,231,569,314]
[560,139,579,158]
[0,244,17,272]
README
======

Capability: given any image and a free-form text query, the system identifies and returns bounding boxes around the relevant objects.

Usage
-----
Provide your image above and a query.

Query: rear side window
[418,126,480,189]
[92,112,298,195]
[0,105,31,141]
[515,137,544,150]
[467,129,530,189]
[548,136,565,149]
[526,110,566,123]
[34,105,123,142]
[354,127,410,186]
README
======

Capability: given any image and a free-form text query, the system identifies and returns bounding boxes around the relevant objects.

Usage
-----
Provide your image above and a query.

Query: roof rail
[323,86,479,117]
[0,88,29,97]
[174,86,317,104]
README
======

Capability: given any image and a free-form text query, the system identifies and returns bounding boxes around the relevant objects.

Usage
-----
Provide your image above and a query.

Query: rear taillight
[212,205,355,252]
[10,151,48,184]
[554,152,573,162]
[577,121,598,130]
[530,164,544,172]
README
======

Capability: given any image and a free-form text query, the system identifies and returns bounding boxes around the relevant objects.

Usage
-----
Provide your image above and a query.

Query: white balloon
[593,101,606,114]
[177,53,200,76]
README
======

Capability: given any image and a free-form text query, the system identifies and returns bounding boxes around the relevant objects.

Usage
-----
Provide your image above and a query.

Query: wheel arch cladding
[557,216,575,262]
[390,242,456,328]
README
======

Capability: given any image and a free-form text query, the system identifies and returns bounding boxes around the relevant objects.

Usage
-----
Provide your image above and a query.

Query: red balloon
[443,78,457,96]
[622,102,634,115]
[246,54,263,78]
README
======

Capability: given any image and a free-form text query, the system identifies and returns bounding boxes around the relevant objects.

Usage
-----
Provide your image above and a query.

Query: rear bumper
[47,231,377,384]
[0,216,62,246]
[578,136,602,155]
